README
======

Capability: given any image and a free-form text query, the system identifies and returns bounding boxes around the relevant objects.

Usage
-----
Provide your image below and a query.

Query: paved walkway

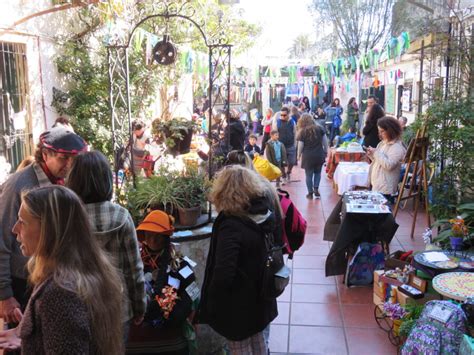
[269,166,427,355]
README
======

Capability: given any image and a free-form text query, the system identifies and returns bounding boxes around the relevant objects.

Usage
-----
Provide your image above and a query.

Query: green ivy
[414,96,474,219]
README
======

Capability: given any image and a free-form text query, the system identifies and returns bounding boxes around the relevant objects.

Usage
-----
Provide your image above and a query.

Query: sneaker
[314,189,321,199]
[281,178,287,185]
[306,192,313,199]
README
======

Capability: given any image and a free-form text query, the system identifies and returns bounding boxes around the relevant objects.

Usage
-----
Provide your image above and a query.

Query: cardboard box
[373,292,383,306]
[396,288,441,306]
[385,250,410,270]
[373,270,385,298]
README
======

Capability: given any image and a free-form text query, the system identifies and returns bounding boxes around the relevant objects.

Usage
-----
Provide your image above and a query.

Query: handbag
[261,230,290,299]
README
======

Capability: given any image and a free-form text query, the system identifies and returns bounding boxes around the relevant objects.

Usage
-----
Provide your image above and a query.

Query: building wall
[0,0,82,145]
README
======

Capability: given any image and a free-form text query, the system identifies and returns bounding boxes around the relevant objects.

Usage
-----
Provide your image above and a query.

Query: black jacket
[362,117,381,148]
[224,119,245,151]
[198,198,278,341]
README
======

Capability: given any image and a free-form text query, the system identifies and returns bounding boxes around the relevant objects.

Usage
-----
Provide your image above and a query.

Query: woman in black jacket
[362,103,385,148]
[199,165,279,354]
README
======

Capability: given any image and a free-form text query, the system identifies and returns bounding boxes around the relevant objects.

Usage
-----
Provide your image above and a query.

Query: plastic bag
[253,155,282,181]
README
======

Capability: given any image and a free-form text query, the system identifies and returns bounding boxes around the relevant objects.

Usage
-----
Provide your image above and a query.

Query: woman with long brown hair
[297,114,328,199]
[0,186,123,353]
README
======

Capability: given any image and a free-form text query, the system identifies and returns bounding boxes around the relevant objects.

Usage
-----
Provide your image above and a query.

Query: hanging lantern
[153,35,177,65]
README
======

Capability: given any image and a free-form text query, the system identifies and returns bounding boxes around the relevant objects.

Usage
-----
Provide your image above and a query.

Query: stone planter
[177,206,201,227]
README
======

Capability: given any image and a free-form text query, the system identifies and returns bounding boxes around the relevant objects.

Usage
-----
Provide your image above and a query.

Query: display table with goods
[372,249,474,352]
[332,161,370,195]
[324,191,398,277]
[325,146,366,179]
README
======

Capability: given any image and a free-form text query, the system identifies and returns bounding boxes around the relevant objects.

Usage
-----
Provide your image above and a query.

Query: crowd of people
[0,91,411,353]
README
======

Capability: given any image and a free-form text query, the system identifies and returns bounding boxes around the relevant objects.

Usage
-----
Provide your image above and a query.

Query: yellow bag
[253,155,282,181]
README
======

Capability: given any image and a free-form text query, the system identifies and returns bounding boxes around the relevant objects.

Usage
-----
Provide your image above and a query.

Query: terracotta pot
[177,206,201,226]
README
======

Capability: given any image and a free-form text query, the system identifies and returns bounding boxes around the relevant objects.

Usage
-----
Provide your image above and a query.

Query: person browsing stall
[366,116,407,203]
[0,186,123,353]
[0,128,87,326]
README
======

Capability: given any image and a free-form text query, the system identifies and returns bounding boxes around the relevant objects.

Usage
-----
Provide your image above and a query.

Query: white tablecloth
[333,162,370,195]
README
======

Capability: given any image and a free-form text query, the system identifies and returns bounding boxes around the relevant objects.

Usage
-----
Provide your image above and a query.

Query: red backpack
[277,189,307,258]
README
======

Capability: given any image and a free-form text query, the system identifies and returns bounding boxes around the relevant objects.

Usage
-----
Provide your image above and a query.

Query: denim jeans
[305,165,323,193]
[330,125,340,146]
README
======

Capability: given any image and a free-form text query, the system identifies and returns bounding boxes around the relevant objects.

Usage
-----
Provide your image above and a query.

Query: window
[0,41,33,169]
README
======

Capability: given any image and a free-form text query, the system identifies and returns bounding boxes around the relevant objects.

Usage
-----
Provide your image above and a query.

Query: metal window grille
[0,41,33,170]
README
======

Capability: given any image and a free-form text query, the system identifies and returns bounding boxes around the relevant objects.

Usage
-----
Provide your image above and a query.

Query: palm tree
[288,34,314,59]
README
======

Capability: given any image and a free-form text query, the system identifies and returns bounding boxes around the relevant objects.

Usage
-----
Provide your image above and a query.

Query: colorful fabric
[325,148,366,179]
[401,301,467,355]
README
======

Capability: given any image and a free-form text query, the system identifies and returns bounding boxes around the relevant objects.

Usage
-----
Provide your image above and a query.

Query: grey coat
[0,163,51,300]
[20,278,95,354]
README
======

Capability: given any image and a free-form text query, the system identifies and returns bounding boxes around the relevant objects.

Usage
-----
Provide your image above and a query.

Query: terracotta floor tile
[291,302,343,327]
[269,324,289,353]
[337,285,373,305]
[292,268,336,285]
[341,304,379,328]
[293,255,326,269]
[292,284,339,303]
[289,326,348,354]
[345,327,397,355]
[273,302,290,325]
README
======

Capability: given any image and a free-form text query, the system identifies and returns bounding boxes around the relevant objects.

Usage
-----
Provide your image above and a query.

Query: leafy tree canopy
[310,0,394,57]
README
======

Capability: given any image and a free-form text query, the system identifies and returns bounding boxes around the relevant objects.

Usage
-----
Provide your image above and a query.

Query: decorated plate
[435,260,459,269]
[433,272,474,301]
[459,261,474,270]
[414,250,473,270]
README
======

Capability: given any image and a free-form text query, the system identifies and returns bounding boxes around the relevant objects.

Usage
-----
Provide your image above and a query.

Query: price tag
[179,266,193,279]
[183,256,197,268]
[186,281,200,301]
[168,276,181,290]
[428,304,454,324]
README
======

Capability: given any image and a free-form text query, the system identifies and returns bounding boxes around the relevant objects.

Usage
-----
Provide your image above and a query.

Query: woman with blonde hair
[199,165,280,354]
[0,186,123,353]
[297,113,328,199]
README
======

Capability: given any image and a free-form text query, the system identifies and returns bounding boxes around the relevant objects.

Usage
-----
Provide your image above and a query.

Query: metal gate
[0,41,33,170]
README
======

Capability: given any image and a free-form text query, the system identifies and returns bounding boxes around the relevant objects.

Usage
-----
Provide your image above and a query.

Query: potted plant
[174,168,210,226]
[152,117,198,156]
[126,172,185,224]
[432,203,473,250]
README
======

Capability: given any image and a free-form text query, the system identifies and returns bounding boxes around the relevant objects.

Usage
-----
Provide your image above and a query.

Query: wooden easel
[393,126,431,239]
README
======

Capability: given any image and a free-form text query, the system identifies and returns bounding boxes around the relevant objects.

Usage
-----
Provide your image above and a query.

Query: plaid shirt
[84,201,146,321]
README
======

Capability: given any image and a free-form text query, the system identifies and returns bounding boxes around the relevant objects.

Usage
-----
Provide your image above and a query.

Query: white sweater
[370,140,406,195]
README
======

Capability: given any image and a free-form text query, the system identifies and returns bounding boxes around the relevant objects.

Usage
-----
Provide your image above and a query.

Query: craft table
[333,161,370,195]
[432,272,474,302]
[326,147,366,179]
[324,194,398,277]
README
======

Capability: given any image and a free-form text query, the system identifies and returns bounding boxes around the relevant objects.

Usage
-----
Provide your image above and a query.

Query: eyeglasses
[280,114,288,117]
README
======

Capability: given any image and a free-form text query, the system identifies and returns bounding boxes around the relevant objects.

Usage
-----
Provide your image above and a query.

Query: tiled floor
[269,166,428,355]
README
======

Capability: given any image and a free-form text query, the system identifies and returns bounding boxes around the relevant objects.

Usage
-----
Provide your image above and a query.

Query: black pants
[261,132,271,154]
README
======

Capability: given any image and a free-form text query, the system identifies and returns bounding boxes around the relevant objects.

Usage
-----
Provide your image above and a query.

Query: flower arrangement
[449,216,469,239]
[383,302,407,320]
[155,285,179,319]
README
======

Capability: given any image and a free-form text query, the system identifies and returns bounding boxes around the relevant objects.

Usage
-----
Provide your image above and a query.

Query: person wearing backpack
[199,165,282,355]
[272,107,297,183]
[324,98,343,146]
